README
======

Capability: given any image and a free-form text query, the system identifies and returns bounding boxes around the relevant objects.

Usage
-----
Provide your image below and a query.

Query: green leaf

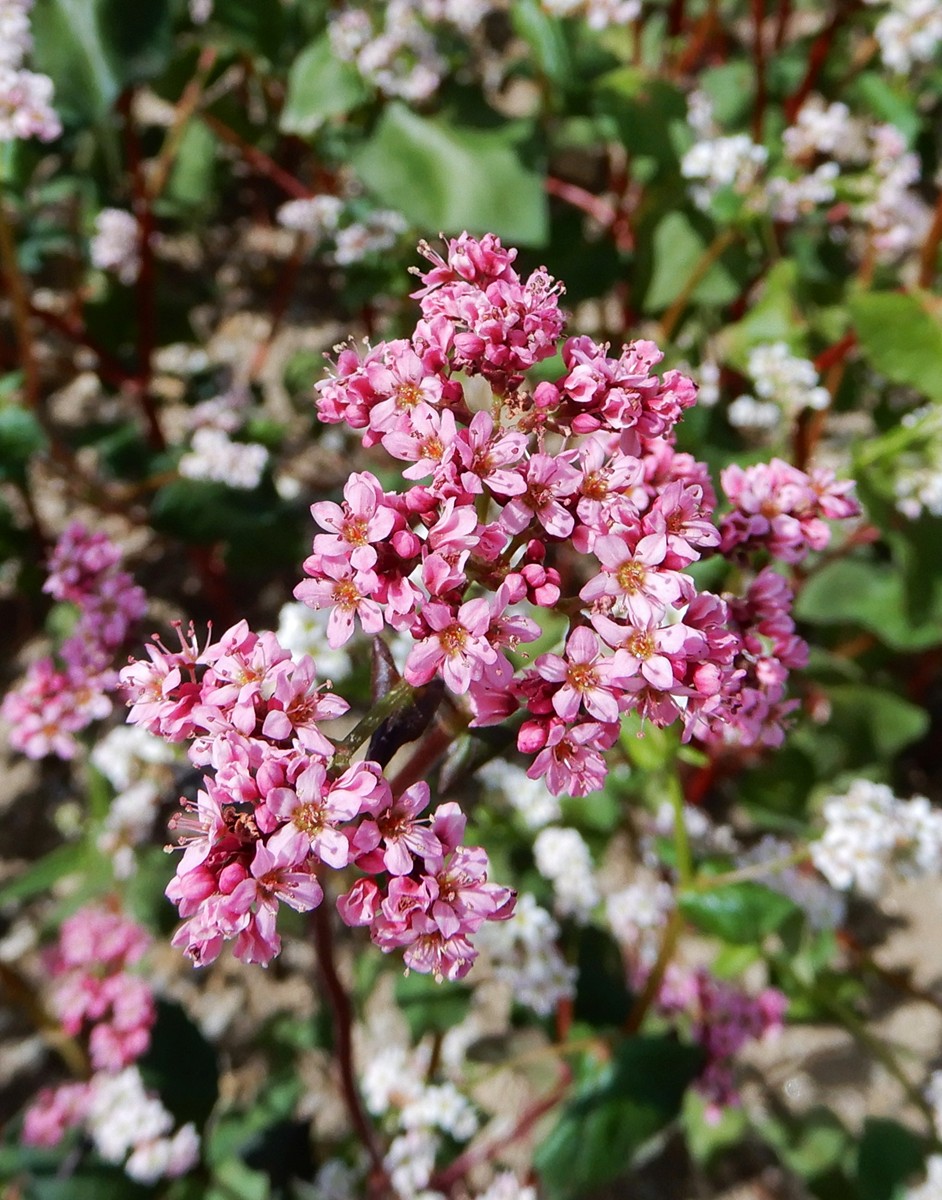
[643,212,739,312]
[139,1001,219,1129]
[161,121,219,218]
[592,68,687,164]
[31,0,173,123]
[207,1158,271,1200]
[795,559,942,652]
[718,259,805,369]
[849,290,942,402]
[826,684,930,762]
[535,1036,702,1199]
[280,34,368,134]
[0,405,46,483]
[679,883,798,944]
[856,1118,926,1200]
[0,843,82,907]
[572,927,633,1027]
[352,104,549,246]
[210,0,286,62]
[510,0,573,87]
[394,970,472,1040]
[25,1166,150,1200]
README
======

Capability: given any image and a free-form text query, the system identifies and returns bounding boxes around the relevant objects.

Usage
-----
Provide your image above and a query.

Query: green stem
[822,993,934,1127]
[692,847,811,891]
[666,769,693,888]
[331,678,418,773]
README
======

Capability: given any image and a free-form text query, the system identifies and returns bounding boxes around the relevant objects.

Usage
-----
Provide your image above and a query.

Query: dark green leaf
[510,0,573,87]
[826,685,930,762]
[0,406,47,483]
[573,927,633,1027]
[679,883,798,944]
[32,0,173,123]
[795,559,942,652]
[352,104,548,246]
[139,1000,219,1128]
[643,212,739,312]
[535,1036,702,1199]
[856,1118,926,1200]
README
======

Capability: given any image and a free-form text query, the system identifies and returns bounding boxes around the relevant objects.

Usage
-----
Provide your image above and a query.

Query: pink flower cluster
[23,906,155,1143]
[657,963,787,1120]
[301,232,860,784]
[2,523,146,759]
[119,620,513,979]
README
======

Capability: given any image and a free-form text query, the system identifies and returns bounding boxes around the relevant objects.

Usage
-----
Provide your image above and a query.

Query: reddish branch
[750,0,768,141]
[200,112,314,199]
[918,190,942,288]
[784,0,862,124]
[311,903,390,1197]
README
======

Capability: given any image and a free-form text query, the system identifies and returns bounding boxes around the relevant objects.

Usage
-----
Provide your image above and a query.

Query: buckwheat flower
[0,0,33,69]
[384,1127,438,1197]
[476,1173,537,1200]
[189,0,212,22]
[746,342,830,420]
[294,557,385,647]
[873,0,942,73]
[535,625,633,724]
[783,98,864,162]
[23,1082,92,1147]
[400,1082,478,1140]
[533,826,599,922]
[605,878,674,970]
[681,132,767,209]
[277,194,343,238]
[477,760,562,828]
[542,0,640,26]
[334,209,407,265]
[310,470,398,570]
[0,64,60,141]
[86,1067,173,1164]
[125,1122,200,1184]
[475,892,576,1015]
[178,427,269,490]
[89,209,141,285]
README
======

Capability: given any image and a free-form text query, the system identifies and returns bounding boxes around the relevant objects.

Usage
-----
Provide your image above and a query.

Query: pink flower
[500,453,581,539]
[294,559,384,647]
[534,625,633,723]
[310,471,398,570]
[404,598,498,694]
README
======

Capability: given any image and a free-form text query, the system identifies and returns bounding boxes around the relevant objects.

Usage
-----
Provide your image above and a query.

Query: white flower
[277,195,344,239]
[0,64,60,143]
[476,893,577,1015]
[477,761,561,829]
[533,827,599,922]
[90,209,141,285]
[178,427,269,490]
[87,1068,173,1165]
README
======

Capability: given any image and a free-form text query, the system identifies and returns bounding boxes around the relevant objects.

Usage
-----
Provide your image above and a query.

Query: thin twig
[918,190,942,289]
[311,904,389,1193]
[0,194,40,408]
[147,46,219,202]
[200,112,313,199]
[658,229,737,343]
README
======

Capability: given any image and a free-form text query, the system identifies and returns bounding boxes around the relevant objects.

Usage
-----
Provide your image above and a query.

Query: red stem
[201,112,314,199]
[784,0,862,124]
[750,0,767,141]
[311,903,390,1196]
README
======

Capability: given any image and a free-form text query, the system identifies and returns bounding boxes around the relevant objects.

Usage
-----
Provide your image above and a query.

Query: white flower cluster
[89,209,141,286]
[605,877,673,970]
[475,892,577,1015]
[0,0,59,142]
[648,800,737,861]
[869,0,942,74]
[859,123,928,261]
[86,1067,199,1185]
[329,2,447,103]
[277,193,406,265]
[893,403,942,519]
[91,725,178,879]
[540,0,641,30]
[681,131,768,211]
[178,426,269,490]
[728,342,830,435]
[810,779,942,896]
[477,760,561,829]
[739,836,846,930]
[361,1043,478,1197]
[533,826,599,922]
